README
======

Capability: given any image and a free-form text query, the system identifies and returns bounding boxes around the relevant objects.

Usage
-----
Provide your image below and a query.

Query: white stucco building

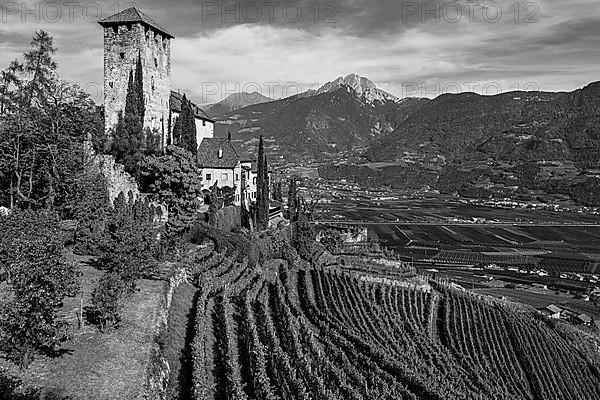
[169,91,214,146]
[197,137,265,207]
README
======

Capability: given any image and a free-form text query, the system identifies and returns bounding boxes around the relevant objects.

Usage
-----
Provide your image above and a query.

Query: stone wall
[145,267,189,400]
[92,154,140,204]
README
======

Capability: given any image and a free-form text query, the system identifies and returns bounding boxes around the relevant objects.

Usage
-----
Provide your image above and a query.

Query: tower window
[154,57,158,67]
[151,77,155,91]
[119,52,125,59]
[109,81,113,88]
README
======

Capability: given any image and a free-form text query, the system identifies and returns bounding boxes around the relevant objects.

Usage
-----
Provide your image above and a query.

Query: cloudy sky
[1,0,599,104]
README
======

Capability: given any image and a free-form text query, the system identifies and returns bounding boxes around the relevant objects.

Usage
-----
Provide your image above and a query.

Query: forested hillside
[367,82,600,164]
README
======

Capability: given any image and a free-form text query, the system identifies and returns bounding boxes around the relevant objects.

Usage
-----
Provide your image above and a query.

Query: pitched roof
[577,314,592,323]
[197,138,251,168]
[170,91,214,122]
[546,304,563,314]
[98,7,174,39]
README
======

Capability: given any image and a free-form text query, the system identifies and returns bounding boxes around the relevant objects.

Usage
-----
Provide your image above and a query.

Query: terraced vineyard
[184,241,600,400]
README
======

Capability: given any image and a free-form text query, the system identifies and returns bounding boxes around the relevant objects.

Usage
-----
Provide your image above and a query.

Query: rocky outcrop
[316,73,399,104]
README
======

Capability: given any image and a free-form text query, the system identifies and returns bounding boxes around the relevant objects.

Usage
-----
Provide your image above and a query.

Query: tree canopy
[0,30,102,211]
[0,210,80,369]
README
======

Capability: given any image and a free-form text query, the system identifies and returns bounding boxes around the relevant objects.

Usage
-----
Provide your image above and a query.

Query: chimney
[227,130,231,141]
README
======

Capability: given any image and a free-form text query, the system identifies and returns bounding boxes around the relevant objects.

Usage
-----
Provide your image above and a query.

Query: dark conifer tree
[288,177,298,223]
[134,52,145,122]
[256,135,269,230]
[240,195,251,230]
[172,115,182,145]
[124,69,138,117]
[167,109,172,146]
[180,95,197,152]
[111,69,145,178]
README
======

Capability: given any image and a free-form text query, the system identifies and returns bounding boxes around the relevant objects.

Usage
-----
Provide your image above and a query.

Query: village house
[197,137,260,207]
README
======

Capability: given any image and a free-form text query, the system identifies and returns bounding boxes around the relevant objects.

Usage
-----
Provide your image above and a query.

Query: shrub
[216,206,241,232]
[67,170,111,256]
[97,192,159,281]
[89,273,132,331]
[0,210,80,369]
[319,228,343,253]
[293,215,316,261]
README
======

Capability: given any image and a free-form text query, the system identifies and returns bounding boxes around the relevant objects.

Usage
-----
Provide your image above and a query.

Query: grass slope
[0,254,166,400]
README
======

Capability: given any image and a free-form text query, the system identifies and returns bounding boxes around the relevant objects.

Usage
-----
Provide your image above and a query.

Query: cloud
[0,0,598,104]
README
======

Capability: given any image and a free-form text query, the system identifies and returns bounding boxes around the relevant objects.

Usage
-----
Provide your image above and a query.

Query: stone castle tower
[98,7,174,140]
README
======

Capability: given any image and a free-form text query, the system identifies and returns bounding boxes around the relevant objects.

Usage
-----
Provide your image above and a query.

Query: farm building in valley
[538,304,563,319]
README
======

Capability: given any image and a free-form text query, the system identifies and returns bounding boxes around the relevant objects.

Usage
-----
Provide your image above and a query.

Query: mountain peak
[316,73,399,104]
[206,91,273,118]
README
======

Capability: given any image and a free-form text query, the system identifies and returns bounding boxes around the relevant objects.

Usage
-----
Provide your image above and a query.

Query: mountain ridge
[367,81,600,163]
[213,74,429,157]
[206,91,274,118]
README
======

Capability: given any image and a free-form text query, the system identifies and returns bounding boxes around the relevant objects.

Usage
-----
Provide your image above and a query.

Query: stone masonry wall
[92,154,140,203]
[103,23,171,140]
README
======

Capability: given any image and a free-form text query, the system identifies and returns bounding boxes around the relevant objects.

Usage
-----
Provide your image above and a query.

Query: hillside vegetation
[368,82,600,164]
[215,88,428,156]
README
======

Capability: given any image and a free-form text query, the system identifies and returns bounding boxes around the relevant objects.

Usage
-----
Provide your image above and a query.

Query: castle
[98,7,262,207]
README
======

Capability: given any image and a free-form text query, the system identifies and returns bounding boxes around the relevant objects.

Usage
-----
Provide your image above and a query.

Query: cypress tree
[256,135,269,230]
[135,52,145,123]
[167,108,172,146]
[111,69,145,178]
[172,116,182,145]
[180,95,197,152]
[288,178,298,244]
[263,151,269,202]
[124,69,138,117]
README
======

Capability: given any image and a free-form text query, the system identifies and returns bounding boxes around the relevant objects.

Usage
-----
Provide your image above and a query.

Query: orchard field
[179,239,600,400]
